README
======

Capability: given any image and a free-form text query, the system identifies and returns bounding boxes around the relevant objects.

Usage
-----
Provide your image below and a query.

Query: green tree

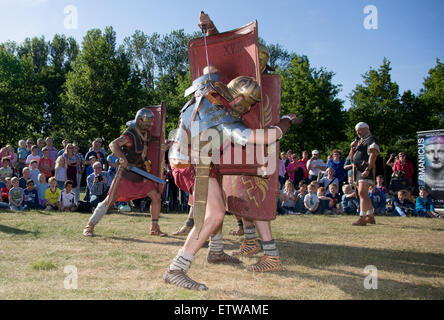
[61,27,144,149]
[348,58,401,156]
[419,58,444,129]
[279,54,346,155]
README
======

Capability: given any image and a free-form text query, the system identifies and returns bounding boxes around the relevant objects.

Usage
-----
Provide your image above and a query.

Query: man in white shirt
[307,150,326,182]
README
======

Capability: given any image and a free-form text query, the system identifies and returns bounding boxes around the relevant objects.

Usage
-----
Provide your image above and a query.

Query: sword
[127,165,166,185]
[201,11,212,80]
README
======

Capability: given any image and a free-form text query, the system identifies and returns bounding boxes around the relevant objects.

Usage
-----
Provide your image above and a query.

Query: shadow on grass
[276,239,444,298]
[0,224,38,236]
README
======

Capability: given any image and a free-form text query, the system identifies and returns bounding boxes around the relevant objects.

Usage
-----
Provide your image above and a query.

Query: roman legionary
[350,122,380,226]
[82,108,167,237]
[164,66,300,290]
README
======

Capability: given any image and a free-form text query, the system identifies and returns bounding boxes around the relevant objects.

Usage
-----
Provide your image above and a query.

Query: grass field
[0,209,443,300]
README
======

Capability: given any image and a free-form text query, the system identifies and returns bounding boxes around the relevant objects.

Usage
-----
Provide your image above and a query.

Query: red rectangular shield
[223,75,282,221]
[146,102,166,192]
[188,21,266,175]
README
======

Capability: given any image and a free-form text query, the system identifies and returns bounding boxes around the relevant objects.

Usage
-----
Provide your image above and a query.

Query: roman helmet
[259,44,270,74]
[227,76,261,117]
[127,107,155,130]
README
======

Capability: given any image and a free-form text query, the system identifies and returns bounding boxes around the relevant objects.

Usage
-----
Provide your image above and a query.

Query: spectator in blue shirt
[23,179,41,210]
[341,184,359,215]
[368,185,386,215]
[327,149,346,188]
[392,189,414,217]
[415,187,442,218]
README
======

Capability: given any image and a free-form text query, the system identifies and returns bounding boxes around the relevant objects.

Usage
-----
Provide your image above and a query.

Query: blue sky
[0,0,442,109]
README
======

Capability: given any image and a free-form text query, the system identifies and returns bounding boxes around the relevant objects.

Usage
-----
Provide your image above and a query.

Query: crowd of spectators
[0,139,442,219]
[276,149,442,218]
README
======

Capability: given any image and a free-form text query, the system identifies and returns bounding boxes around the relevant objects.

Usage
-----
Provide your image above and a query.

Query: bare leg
[148,189,167,236]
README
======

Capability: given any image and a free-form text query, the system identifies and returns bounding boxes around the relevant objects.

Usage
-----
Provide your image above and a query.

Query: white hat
[312,150,319,155]
[355,122,369,130]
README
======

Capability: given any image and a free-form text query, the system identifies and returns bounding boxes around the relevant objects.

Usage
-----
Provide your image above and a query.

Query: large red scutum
[145,102,166,193]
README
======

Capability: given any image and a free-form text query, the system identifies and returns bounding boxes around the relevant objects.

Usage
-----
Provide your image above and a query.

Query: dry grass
[0,209,443,300]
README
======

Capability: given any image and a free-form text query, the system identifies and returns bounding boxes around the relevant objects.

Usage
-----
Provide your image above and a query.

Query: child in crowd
[16,139,28,176]
[341,184,359,215]
[317,167,339,189]
[279,180,297,214]
[392,189,415,217]
[376,175,388,196]
[294,182,308,213]
[23,179,40,210]
[304,183,320,214]
[55,155,67,190]
[1,177,12,203]
[415,187,442,218]
[37,173,49,208]
[26,145,41,166]
[29,160,40,185]
[0,158,13,186]
[45,177,61,211]
[19,167,31,189]
[368,185,386,215]
[59,180,78,212]
[38,147,53,179]
[8,177,24,211]
[326,183,342,214]
[317,187,333,214]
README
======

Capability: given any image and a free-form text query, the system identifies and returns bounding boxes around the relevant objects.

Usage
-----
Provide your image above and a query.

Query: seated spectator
[23,179,41,210]
[387,152,414,185]
[327,149,346,187]
[26,145,41,166]
[368,185,386,216]
[16,140,28,177]
[388,170,411,196]
[317,167,339,189]
[392,190,414,217]
[37,173,49,208]
[326,183,341,214]
[29,160,40,186]
[0,158,13,185]
[304,182,320,214]
[59,180,78,212]
[317,186,333,214]
[0,197,8,209]
[87,161,110,210]
[19,167,31,189]
[279,180,297,214]
[294,182,308,212]
[45,177,61,211]
[107,152,119,181]
[375,175,388,196]
[0,145,17,169]
[415,187,442,218]
[341,184,359,215]
[25,138,34,154]
[8,177,24,211]
[38,147,53,179]
[1,177,12,203]
[55,155,67,190]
